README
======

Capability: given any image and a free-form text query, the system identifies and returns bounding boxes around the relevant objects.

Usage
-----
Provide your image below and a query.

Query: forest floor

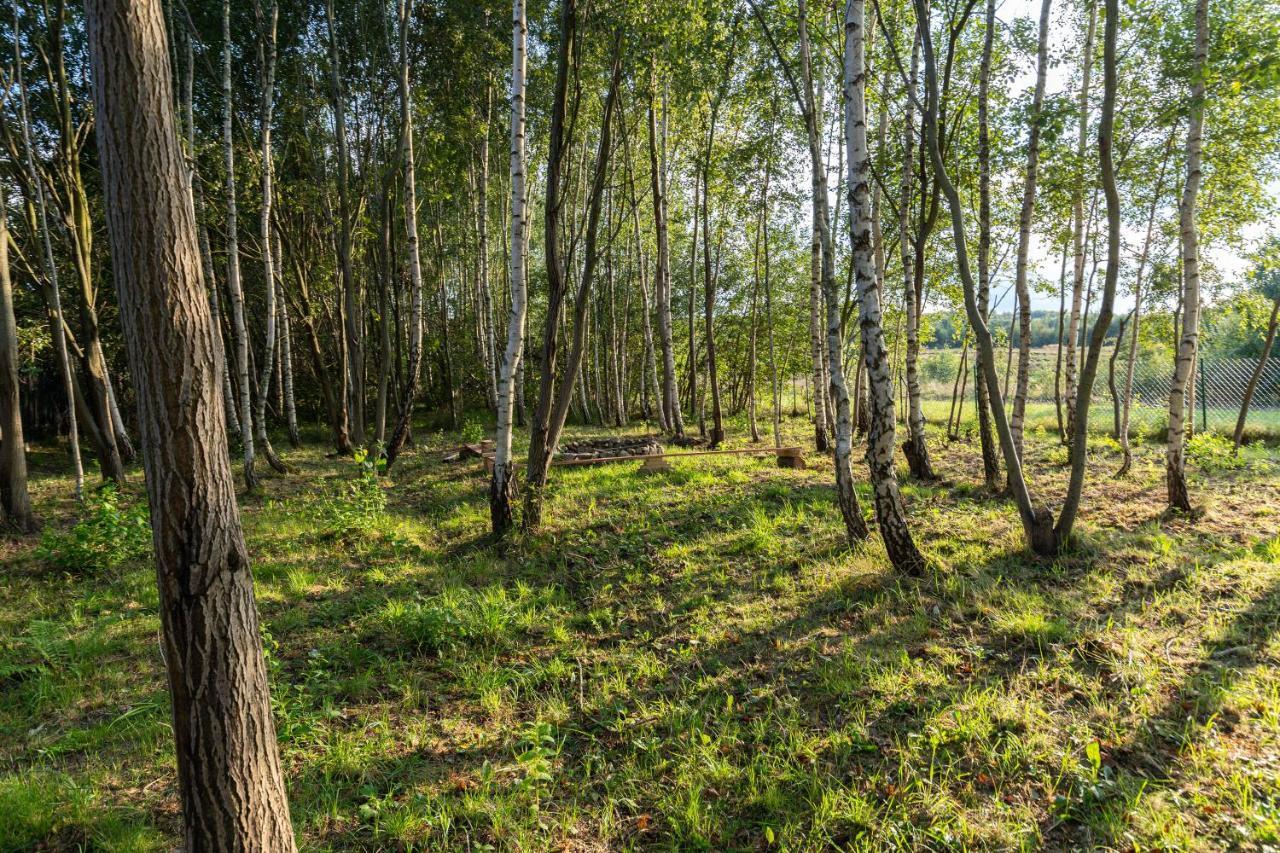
[2,413,1279,851]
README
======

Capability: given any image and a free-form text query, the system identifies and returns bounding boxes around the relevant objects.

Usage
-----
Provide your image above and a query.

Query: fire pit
[555,436,662,462]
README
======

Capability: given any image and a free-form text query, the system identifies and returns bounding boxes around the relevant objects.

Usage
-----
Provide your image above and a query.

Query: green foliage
[1187,431,1247,471]
[36,486,151,573]
[297,449,388,542]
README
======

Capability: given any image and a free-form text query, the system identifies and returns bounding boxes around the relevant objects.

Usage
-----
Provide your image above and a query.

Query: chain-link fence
[914,348,1280,440]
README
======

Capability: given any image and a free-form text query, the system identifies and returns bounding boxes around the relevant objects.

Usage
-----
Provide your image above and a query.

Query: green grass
[2,413,1279,850]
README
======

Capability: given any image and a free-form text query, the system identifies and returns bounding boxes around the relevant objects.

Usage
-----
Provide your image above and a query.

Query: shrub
[1187,432,1246,472]
[37,485,151,572]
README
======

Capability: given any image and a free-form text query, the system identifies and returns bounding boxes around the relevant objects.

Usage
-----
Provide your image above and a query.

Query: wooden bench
[482,445,805,473]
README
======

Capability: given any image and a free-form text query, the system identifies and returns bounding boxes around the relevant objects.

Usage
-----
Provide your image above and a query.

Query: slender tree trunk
[702,106,725,446]
[1011,0,1052,466]
[49,1,124,485]
[900,27,934,480]
[327,0,364,447]
[84,0,296,844]
[802,0,869,543]
[1167,0,1208,511]
[254,0,288,475]
[1109,313,1129,437]
[14,31,84,500]
[915,0,1057,555]
[278,278,300,447]
[1054,243,1068,440]
[1234,295,1280,450]
[1117,136,1171,474]
[1054,0,1123,542]
[224,0,258,490]
[479,89,499,413]
[648,72,680,435]
[491,0,527,535]
[847,0,920,569]
[762,157,782,448]
[525,38,623,531]
[1064,0,1097,446]
[386,0,425,469]
[974,0,1000,490]
[525,0,579,528]
[0,185,36,532]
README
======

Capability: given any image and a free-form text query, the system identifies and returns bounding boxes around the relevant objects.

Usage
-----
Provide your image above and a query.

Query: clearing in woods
[2,416,1279,850]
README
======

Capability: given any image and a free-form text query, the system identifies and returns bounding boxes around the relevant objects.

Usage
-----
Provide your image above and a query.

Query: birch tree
[491,0,528,535]
[1167,0,1209,511]
[847,0,922,570]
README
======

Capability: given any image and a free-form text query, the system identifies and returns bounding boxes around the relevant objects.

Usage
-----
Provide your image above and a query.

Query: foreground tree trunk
[846,0,920,569]
[524,37,623,531]
[0,185,36,532]
[491,0,528,536]
[1168,0,1208,509]
[801,0,869,544]
[84,0,296,844]
[385,0,425,470]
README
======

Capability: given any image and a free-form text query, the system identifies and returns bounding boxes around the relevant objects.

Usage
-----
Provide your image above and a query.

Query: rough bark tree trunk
[84,0,296,844]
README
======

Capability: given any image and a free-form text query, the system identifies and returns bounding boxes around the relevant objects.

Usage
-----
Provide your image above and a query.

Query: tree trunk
[13,36,84,500]
[899,26,935,480]
[915,0,1057,555]
[648,71,681,435]
[224,0,258,490]
[327,0,364,447]
[1109,314,1130,438]
[974,0,1000,491]
[385,0,426,469]
[846,0,920,569]
[1167,0,1207,510]
[254,0,288,475]
[1234,294,1280,450]
[1064,0,1097,447]
[49,1,124,486]
[702,104,725,447]
[1117,136,1172,474]
[802,0,869,544]
[1011,0,1052,466]
[0,184,36,532]
[491,0,528,536]
[1054,0,1123,543]
[84,0,296,844]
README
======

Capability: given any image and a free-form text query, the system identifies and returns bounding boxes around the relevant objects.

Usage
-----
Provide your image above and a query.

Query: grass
[2,412,1279,850]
